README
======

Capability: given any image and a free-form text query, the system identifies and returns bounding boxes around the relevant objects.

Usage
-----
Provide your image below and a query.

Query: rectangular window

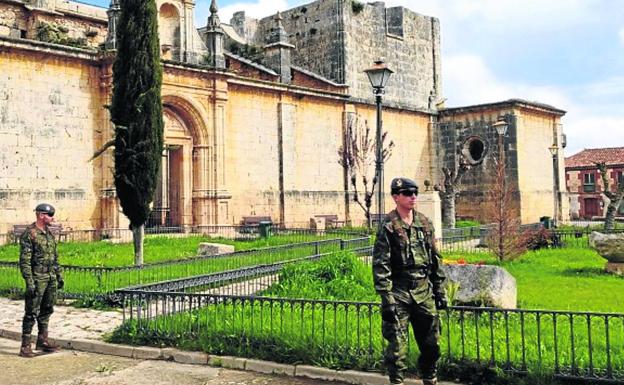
[583,173,595,193]
[617,171,623,187]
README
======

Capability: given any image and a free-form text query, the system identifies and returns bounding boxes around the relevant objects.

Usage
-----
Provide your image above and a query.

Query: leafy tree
[338,114,394,228]
[110,0,164,266]
[596,162,624,231]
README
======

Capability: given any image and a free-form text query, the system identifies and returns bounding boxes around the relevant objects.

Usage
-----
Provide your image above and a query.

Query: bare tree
[435,160,471,228]
[596,162,624,231]
[485,156,526,261]
[338,114,394,228]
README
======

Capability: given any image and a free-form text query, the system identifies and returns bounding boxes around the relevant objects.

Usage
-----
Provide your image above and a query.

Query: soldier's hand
[57,278,64,290]
[381,303,398,322]
[435,296,448,310]
[26,282,35,297]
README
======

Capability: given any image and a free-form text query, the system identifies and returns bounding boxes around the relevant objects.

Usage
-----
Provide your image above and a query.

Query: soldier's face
[39,212,54,225]
[393,190,417,210]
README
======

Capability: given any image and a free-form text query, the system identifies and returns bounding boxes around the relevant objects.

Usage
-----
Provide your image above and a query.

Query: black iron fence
[0,225,369,246]
[0,235,371,300]
[115,290,624,383]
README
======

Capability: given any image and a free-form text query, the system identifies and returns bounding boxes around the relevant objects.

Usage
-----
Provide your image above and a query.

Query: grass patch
[0,233,346,267]
[455,220,481,228]
[109,251,624,383]
[444,247,624,312]
[261,251,377,301]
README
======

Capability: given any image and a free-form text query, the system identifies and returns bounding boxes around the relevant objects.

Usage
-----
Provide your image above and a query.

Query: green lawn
[109,250,624,383]
[0,233,346,267]
[443,247,624,313]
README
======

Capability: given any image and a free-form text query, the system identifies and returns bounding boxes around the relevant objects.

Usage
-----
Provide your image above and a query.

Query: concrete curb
[1,329,458,385]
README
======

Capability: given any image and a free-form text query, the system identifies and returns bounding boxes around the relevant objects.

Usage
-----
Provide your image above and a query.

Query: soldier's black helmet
[34,203,55,217]
[390,177,419,195]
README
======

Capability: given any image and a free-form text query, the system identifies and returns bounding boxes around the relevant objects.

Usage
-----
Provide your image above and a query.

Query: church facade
[0,0,568,233]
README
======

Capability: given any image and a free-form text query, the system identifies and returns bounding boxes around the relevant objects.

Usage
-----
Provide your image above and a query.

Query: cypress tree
[110,0,163,265]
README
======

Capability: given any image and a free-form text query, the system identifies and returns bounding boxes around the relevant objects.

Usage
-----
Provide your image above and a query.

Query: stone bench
[313,214,343,228]
[240,216,272,233]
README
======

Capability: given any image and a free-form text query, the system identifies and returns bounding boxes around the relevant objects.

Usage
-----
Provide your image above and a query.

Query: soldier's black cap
[390,177,418,195]
[34,203,55,217]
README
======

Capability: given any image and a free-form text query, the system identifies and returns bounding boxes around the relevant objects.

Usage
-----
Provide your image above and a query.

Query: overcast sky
[84,0,624,156]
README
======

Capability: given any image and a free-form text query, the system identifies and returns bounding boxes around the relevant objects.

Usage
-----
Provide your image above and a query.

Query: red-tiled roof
[565,147,624,168]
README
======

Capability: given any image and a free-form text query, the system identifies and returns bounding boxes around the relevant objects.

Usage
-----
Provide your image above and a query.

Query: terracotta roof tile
[565,147,624,168]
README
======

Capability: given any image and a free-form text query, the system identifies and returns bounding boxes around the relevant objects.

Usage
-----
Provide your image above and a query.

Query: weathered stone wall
[343,2,441,109]
[0,0,107,48]
[0,1,107,48]
[223,84,282,224]
[439,103,568,224]
[253,1,347,84]
[0,2,28,38]
[224,81,434,227]
[235,0,440,110]
[0,44,106,233]
[515,108,568,223]
[438,108,520,223]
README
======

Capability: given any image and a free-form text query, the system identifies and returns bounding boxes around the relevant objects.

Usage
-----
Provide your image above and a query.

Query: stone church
[0,0,568,234]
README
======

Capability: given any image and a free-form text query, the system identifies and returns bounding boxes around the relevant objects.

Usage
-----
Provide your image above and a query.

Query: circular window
[461,136,486,165]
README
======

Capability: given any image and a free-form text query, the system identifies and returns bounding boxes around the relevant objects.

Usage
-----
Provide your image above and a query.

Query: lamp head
[364,59,393,89]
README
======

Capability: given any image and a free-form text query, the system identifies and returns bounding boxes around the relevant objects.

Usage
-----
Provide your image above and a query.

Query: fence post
[340,240,345,250]
[315,241,320,255]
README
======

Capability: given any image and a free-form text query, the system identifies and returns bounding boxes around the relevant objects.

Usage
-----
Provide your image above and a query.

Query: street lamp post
[364,60,393,230]
[549,145,560,224]
[491,119,509,254]
[492,119,508,168]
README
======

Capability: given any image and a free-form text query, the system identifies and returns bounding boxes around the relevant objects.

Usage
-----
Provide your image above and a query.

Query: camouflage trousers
[22,277,57,335]
[382,299,441,383]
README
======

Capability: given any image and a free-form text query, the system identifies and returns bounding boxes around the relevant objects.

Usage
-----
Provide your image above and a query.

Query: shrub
[261,251,376,301]
[36,21,88,48]
[351,0,364,14]
[524,227,559,250]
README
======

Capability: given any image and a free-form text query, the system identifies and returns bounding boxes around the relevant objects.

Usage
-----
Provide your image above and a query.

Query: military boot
[422,378,438,385]
[36,330,60,353]
[19,335,35,358]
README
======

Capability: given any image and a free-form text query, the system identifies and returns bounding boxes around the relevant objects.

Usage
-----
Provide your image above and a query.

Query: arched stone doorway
[147,94,220,230]
[149,109,193,229]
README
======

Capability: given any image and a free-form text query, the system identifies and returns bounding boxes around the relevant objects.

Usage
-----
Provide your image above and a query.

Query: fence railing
[0,235,371,300]
[115,290,624,383]
[0,225,369,246]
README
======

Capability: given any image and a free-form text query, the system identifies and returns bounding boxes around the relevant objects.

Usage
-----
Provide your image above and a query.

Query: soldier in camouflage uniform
[373,178,447,385]
[18,203,63,357]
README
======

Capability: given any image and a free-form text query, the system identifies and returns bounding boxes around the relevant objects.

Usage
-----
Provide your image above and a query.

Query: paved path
[0,338,348,385]
[0,297,123,340]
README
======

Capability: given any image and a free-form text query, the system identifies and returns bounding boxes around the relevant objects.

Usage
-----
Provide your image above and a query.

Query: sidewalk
[0,297,460,385]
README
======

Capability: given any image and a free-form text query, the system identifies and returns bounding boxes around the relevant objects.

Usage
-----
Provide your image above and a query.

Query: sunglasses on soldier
[399,187,418,197]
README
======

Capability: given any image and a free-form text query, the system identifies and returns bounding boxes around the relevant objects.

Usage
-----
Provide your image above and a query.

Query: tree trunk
[132,224,144,266]
[604,201,619,232]
[441,190,456,228]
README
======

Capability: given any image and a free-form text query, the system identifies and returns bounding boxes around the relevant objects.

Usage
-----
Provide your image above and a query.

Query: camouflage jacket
[372,209,446,307]
[19,223,62,285]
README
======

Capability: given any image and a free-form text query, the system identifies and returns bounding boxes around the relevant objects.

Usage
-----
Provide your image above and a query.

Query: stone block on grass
[443,264,517,309]
[198,243,235,256]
